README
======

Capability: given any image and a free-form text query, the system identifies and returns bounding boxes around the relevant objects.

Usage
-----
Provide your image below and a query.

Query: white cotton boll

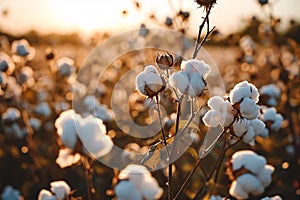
[231,150,266,175]
[239,35,255,51]
[202,110,222,127]
[56,57,75,77]
[144,72,164,93]
[248,83,260,103]
[233,119,250,137]
[267,97,277,107]
[209,195,223,200]
[115,181,142,200]
[256,165,274,187]
[261,195,283,200]
[270,114,283,131]
[181,59,211,78]
[38,189,56,200]
[119,164,151,185]
[259,84,281,98]
[56,148,81,168]
[243,126,255,143]
[136,71,147,95]
[207,96,224,111]
[2,107,21,122]
[0,52,15,75]
[95,104,115,121]
[188,72,206,97]
[29,118,42,131]
[50,181,71,199]
[250,119,266,137]
[229,180,249,199]
[169,71,189,95]
[84,95,99,111]
[262,107,277,121]
[1,185,22,200]
[230,87,251,104]
[139,176,163,200]
[55,109,78,150]
[35,102,52,117]
[240,97,260,119]
[144,65,158,73]
[76,115,113,158]
[236,174,264,196]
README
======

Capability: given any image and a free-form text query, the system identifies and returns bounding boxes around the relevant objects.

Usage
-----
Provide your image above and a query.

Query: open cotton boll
[169,71,189,94]
[181,59,211,78]
[256,165,274,187]
[250,119,266,137]
[270,114,283,131]
[56,148,81,168]
[233,119,250,137]
[115,181,142,200]
[38,189,56,200]
[145,72,165,93]
[119,164,151,185]
[35,102,52,118]
[230,81,259,104]
[76,115,113,158]
[207,96,225,111]
[209,195,223,200]
[240,97,260,119]
[1,185,23,200]
[259,84,280,98]
[229,174,264,200]
[136,71,147,95]
[0,52,15,75]
[55,109,78,150]
[231,150,267,174]
[243,126,256,143]
[188,72,206,97]
[139,176,164,200]
[144,65,158,73]
[56,57,75,77]
[50,181,71,199]
[261,195,283,200]
[202,110,222,127]
[1,107,21,122]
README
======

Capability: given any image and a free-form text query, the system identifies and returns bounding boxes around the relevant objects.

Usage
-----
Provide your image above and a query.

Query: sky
[0,0,299,37]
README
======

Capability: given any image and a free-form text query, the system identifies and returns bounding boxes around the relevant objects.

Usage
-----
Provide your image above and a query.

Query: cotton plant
[54,109,113,168]
[227,150,274,199]
[115,164,163,200]
[38,180,74,200]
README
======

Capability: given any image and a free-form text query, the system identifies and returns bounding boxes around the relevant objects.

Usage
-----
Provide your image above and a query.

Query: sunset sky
[0,0,299,37]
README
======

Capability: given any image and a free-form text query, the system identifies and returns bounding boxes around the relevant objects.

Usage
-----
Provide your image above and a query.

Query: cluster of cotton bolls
[54,109,113,168]
[227,150,274,199]
[169,59,211,98]
[38,180,72,200]
[203,81,283,144]
[115,164,163,200]
[1,107,26,138]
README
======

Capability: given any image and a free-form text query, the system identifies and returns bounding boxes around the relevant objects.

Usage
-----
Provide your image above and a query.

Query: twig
[81,156,95,200]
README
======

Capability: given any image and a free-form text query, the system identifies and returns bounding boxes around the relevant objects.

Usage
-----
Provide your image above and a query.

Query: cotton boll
[38,189,56,200]
[181,59,211,78]
[236,174,264,196]
[29,117,42,131]
[240,97,260,119]
[56,57,75,77]
[50,181,71,199]
[202,110,222,127]
[139,176,163,200]
[259,128,269,138]
[136,71,147,95]
[261,195,283,200]
[207,96,224,111]
[231,150,267,175]
[0,52,15,75]
[209,195,223,200]
[56,148,81,168]
[1,185,22,200]
[1,107,21,122]
[169,71,189,94]
[119,164,151,185]
[250,119,266,137]
[221,101,236,127]
[243,125,255,143]
[76,115,113,158]
[229,180,249,199]
[230,87,251,104]
[188,72,205,97]
[259,84,280,106]
[144,65,158,73]
[270,114,283,131]
[55,109,78,150]
[35,102,52,118]
[144,72,165,94]
[256,165,274,187]
[233,119,250,137]
[115,181,142,200]
[262,107,277,121]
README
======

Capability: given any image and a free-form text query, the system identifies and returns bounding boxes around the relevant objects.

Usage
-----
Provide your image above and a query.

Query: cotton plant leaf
[199,125,223,159]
